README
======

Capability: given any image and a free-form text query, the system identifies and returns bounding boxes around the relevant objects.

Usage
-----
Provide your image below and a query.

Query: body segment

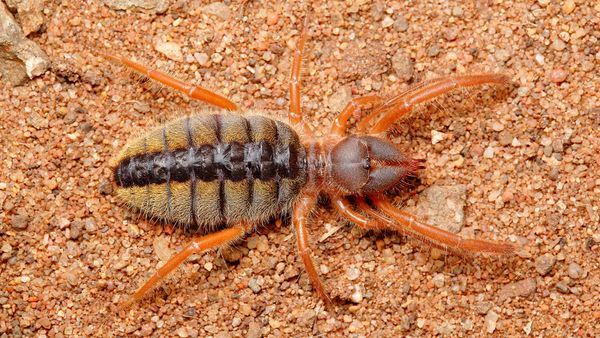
[112,114,307,231]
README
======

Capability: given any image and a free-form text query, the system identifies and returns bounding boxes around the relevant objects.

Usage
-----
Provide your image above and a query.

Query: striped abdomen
[111,114,307,232]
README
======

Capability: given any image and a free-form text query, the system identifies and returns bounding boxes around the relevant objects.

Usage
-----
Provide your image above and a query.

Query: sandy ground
[1,0,599,337]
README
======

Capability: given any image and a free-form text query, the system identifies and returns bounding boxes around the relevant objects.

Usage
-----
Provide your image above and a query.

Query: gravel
[2,1,598,337]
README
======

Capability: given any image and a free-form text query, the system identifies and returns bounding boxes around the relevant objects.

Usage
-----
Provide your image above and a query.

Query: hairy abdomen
[111,114,307,232]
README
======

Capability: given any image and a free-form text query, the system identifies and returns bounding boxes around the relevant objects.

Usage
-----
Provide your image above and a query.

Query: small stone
[211,53,223,64]
[431,130,445,144]
[523,321,533,335]
[413,185,466,233]
[11,215,29,230]
[132,101,150,113]
[248,278,261,293]
[483,146,495,159]
[391,49,414,82]
[231,317,241,327]
[534,53,545,65]
[551,38,566,51]
[548,68,568,83]
[104,0,169,13]
[347,266,361,281]
[495,49,512,63]
[381,16,394,28]
[443,28,458,41]
[474,301,493,315]
[394,17,409,32]
[194,52,210,67]
[256,235,269,252]
[535,253,556,276]
[85,218,97,232]
[1,242,12,254]
[432,273,445,288]
[246,321,262,338]
[176,327,188,337]
[37,316,52,329]
[485,311,499,333]
[567,262,582,279]
[498,278,536,301]
[266,11,279,26]
[153,236,172,262]
[204,262,213,271]
[427,44,440,57]
[127,224,141,238]
[451,6,464,17]
[556,279,570,293]
[202,2,231,20]
[155,41,183,62]
[350,285,364,303]
[491,121,505,132]
[562,0,576,14]
[247,236,259,249]
[70,221,83,240]
[498,131,513,146]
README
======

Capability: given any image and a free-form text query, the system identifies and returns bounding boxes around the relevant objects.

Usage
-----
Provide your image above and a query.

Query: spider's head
[329,136,423,194]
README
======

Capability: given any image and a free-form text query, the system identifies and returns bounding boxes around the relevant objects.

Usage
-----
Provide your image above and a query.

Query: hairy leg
[331,95,383,135]
[120,227,245,310]
[292,193,331,305]
[100,53,237,111]
[369,195,514,255]
[288,18,313,135]
[359,74,508,134]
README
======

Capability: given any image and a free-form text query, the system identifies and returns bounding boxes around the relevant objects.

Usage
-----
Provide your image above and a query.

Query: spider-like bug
[108,20,513,308]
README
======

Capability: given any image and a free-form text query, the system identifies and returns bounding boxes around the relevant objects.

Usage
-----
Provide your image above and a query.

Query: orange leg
[369,195,514,255]
[120,227,245,310]
[332,196,385,230]
[100,53,237,111]
[288,18,313,135]
[363,74,508,134]
[331,95,383,135]
[292,193,331,305]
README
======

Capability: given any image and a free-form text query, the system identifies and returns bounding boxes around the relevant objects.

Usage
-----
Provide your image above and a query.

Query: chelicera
[107,20,513,308]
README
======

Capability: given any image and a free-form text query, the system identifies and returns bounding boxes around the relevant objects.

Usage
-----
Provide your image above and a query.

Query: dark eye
[362,157,371,170]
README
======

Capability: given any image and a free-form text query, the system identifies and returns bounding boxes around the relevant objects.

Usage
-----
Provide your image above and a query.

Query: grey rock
[103,0,170,13]
[411,185,467,233]
[202,2,231,20]
[391,49,413,82]
[498,278,536,301]
[535,253,556,276]
[0,2,49,84]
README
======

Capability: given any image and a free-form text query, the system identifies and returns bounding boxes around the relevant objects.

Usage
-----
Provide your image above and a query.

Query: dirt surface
[1,1,599,337]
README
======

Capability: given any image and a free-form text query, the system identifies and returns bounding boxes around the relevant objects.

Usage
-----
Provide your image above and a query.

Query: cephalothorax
[109,20,513,308]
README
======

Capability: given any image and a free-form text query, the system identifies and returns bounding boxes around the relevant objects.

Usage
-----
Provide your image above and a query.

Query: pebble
[413,185,466,233]
[194,52,210,67]
[266,11,279,26]
[551,38,566,51]
[491,121,505,132]
[11,215,29,230]
[431,130,445,144]
[485,311,499,333]
[432,273,445,288]
[104,0,169,13]
[70,221,82,240]
[155,41,183,62]
[391,49,414,82]
[556,278,570,293]
[350,285,364,303]
[498,278,536,301]
[231,317,241,327]
[495,49,512,63]
[248,278,261,293]
[535,254,556,276]
[498,131,513,146]
[534,53,545,65]
[483,146,495,159]
[567,262,583,279]
[443,28,458,41]
[394,17,409,32]
[548,68,568,83]
[347,266,361,281]
[246,321,262,338]
[451,6,464,17]
[1,242,12,254]
[562,0,576,14]
[153,236,172,261]
[202,2,231,20]
[381,16,394,28]
[427,44,440,57]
